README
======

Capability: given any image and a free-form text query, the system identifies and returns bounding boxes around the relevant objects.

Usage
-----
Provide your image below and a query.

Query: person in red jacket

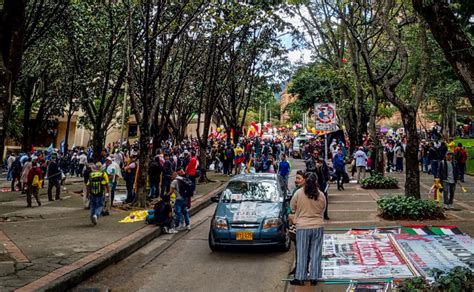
[454,143,468,182]
[185,150,198,193]
[27,160,42,207]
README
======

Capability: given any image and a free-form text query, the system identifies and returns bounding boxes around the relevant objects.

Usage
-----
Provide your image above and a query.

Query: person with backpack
[169,169,192,231]
[87,163,110,225]
[26,160,42,208]
[454,143,468,182]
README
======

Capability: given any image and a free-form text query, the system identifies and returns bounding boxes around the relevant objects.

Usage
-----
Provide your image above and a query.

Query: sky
[277,6,313,65]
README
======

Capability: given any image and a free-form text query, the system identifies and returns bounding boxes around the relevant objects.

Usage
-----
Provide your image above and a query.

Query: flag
[403,224,434,235]
[430,225,463,235]
[47,143,54,153]
[60,140,65,153]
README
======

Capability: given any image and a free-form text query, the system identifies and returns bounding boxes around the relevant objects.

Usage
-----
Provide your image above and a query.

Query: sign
[233,202,257,222]
[394,234,474,279]
[322,234,414,280]
[314,103,338,132]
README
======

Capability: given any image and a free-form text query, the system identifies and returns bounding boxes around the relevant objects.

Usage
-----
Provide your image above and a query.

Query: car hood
[216,201,282,223]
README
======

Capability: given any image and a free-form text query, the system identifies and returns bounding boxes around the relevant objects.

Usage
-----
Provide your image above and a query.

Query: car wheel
[279,229,291,252]
[208,231,220,252]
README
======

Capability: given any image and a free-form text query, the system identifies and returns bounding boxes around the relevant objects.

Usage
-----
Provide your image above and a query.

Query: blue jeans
[174,198,190,227]
[149,182,158,198]
[189,175,196,192]
[422,157,430,173]
[431,160,438,177]
[90,195,104,218]
[161,175,171,197]
[109,181,117,207]
[6,168,12,181]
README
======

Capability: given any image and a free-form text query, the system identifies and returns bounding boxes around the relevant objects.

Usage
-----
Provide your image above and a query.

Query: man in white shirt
[104,157,121,212]
[78,151,88,177]
[354,146,368,183]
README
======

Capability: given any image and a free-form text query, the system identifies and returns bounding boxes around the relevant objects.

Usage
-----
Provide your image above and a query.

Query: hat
[183,150,190,155]
[446,152,453,156]
[106,156,113,162]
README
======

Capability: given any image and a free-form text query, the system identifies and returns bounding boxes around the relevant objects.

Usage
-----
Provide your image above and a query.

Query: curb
[16,183,225,292]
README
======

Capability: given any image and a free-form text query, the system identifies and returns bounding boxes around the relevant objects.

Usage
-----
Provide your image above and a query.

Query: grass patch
[455,138,474,174]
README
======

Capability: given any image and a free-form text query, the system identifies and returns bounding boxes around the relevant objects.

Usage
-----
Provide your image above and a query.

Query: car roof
[228,173,279,183]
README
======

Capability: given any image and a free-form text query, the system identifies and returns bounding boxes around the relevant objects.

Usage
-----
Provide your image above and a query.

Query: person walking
[437,152,460,210]
[354,147,368,183]
[394,142,404,173]
[454,143,468,183]
[428,142,439,176]
[11,156,23,191]
[78,151,87,177]
[46,154,62,201]
[278,153,291,189]
[170,169,191,231]
[105,157,120,212]
[6,153,15,181]
[87,163,110,225]
[333,148,346,191]
[289,172,326,286]
[26,160,42,208]
[288,170,305,277]
[20,157,32,194]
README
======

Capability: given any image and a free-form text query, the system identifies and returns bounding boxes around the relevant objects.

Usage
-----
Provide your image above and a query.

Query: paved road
[75,203,294,292]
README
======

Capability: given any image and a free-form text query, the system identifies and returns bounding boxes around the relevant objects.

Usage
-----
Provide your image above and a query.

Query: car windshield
[221,181,282,203]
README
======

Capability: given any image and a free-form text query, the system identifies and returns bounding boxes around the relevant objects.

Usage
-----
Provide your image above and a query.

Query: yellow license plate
[236,231,253,241]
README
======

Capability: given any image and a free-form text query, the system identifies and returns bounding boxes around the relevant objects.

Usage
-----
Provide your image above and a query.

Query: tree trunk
[198,113,212,183]
[135,128,149,208]
[64,112,73,152]
[92,128,105,162]
[21,98,32,152]
[412,0,474,106]
[401,109,420,199]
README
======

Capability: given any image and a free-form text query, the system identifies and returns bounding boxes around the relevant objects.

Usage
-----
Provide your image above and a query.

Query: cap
[106,157,113,162]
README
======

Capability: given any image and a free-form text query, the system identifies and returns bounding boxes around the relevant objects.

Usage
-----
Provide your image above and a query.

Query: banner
[394,234,474,278]
[314,103,338,132]
[322,234,414,280]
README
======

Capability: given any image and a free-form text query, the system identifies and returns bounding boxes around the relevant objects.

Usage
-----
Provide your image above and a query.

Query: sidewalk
[0,172,228,291]
[286,166,474,292]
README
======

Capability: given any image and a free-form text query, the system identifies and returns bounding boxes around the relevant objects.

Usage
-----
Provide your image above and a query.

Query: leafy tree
[412,0,474,106]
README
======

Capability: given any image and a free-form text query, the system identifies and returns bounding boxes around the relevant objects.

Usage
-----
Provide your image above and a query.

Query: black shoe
[341,185,345,190]
[324,216,330,220]
[310,280,318,286]
[289,279,304,286]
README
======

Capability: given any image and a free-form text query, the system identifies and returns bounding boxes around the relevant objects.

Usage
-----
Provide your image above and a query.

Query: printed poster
[322,234,414,279]
[233,201,257,221]
[393,234,474,278]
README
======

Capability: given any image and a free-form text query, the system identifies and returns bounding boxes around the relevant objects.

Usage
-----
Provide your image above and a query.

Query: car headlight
[263,218,283,229]
[212,217,228,230]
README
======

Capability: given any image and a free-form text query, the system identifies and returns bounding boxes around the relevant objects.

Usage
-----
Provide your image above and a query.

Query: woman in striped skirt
[289,172,326,286]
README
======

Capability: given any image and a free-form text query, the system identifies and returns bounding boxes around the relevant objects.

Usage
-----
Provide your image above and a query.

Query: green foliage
[377,195,445,220]
[429,266,473,292]
[360,173,399,189]
[397,276,429,291]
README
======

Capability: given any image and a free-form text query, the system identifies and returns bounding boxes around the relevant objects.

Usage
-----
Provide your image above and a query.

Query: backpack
[177,177,193,198]
[89,171,106,196]
[12,160,22,175]
[455,149,467,164]
[32,174,41,187]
